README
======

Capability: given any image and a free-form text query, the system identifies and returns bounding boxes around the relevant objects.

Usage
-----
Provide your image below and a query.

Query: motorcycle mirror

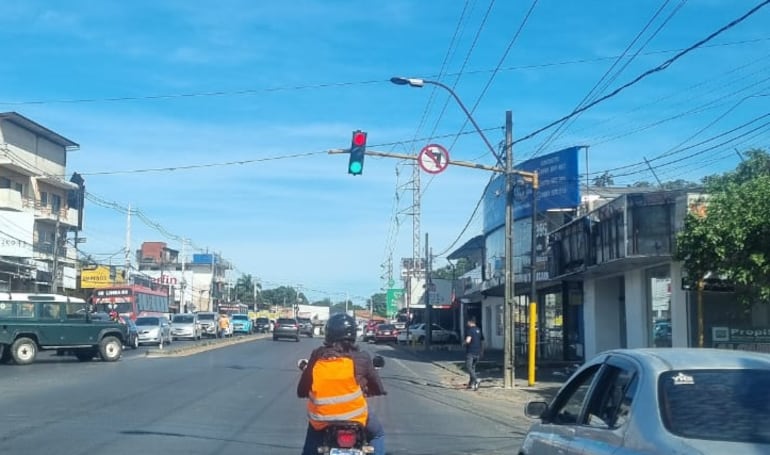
[372,355,385,369]
[297,359,309,371]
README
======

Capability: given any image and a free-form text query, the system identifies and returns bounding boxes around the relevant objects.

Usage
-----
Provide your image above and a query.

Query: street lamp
[390,76,518,388]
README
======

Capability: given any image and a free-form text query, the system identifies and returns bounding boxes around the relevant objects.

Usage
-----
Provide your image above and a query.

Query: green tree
[260,286,306,308]
[675,149,770,302]
[432,257,476,280]
[229,274,260,305]
[368,292,387,317]
[592,171,614,187]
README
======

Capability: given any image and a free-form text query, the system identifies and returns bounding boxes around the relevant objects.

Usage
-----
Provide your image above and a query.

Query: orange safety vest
[307,355,368,430]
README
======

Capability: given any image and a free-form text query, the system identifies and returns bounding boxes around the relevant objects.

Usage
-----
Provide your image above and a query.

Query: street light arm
[390,76,504,167]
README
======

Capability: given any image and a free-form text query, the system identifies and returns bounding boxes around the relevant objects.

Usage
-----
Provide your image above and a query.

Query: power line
[0,37,765,108]
[513,0,770,147]
[529,0,683,160]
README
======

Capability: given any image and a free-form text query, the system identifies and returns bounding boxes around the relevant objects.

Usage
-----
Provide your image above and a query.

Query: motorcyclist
[297,313,387,455]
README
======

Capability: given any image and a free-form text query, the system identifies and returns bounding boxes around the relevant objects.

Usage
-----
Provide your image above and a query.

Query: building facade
[0,112,81,293]
[135,241,230,313]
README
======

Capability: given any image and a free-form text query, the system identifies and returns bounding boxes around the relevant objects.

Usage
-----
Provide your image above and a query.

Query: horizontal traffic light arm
[328,148,538,187]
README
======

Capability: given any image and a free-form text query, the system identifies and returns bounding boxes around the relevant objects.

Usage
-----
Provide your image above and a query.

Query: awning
[447,235,484,261]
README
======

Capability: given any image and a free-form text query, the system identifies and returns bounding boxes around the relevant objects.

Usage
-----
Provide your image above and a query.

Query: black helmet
[325,313,357,344]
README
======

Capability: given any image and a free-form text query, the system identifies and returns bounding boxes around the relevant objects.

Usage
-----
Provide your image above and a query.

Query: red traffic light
[352,131,367,147]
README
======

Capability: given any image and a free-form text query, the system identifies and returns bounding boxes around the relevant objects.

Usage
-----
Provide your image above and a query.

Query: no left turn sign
[418,144,450,174]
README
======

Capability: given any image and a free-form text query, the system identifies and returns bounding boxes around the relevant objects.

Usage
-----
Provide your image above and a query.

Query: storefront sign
[712,326,770,352]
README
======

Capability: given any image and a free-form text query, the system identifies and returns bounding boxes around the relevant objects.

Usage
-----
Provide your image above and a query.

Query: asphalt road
[0,336,530,454]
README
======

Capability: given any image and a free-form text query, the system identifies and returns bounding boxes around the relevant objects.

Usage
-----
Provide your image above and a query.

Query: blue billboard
[483,146,581,233]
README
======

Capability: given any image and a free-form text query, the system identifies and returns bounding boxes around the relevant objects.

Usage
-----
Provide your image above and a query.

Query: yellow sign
[80,266,125,289]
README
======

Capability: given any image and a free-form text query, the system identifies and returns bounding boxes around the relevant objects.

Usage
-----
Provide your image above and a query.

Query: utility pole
[504,111,515,389]
[425,233,432,349]
[181,238,187,312]
[51,211,61,294]
[529,177,539,386]
[125,203,132,284]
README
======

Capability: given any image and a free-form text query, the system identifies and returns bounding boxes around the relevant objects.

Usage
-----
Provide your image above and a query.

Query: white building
[0,112,81,292]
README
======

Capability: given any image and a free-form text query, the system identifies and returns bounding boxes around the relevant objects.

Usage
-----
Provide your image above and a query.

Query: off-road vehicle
[0,293,128,365]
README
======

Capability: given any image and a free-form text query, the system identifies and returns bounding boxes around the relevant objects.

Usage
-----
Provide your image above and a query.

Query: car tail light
[336,429,357,448]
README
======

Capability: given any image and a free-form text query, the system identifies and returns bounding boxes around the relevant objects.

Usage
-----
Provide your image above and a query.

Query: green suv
[0,293,128,365]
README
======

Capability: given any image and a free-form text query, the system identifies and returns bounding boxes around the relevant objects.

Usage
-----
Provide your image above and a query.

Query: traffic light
[348,130,367,175]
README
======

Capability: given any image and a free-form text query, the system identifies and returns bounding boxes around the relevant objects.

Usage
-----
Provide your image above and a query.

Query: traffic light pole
[330,116,539,390]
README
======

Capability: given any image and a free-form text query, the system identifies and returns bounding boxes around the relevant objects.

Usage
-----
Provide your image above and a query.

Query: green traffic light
[349,161,363,174]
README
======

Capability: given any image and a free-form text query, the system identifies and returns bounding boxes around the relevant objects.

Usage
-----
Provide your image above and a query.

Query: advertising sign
[386,288,404,317]
[0,211,33,257]
[80,266,113,289]
[712,326,770,353]
[482,147,581,232]
[513,146,581,220]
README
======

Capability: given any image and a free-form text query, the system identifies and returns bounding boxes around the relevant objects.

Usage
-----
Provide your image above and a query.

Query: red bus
[92,285,170,320]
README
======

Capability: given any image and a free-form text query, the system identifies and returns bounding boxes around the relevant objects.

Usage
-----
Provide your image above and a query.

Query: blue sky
[1,1,768,305]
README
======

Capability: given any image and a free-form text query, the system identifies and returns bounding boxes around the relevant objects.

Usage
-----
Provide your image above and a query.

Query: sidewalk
[386,343,570,405]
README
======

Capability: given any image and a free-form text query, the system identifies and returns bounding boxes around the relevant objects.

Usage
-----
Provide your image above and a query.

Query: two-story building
[0,112,82,292]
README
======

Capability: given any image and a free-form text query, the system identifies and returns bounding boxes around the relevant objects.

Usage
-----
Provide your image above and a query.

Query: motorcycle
[297,355,385,455]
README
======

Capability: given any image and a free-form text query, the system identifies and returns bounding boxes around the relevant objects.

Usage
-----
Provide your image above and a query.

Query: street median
[145,333,270,357]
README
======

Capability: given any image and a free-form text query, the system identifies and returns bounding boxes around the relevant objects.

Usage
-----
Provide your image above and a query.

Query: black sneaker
[473,380,480,391]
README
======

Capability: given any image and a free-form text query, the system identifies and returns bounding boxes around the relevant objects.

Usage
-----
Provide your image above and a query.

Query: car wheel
[295,336,300,342]
[132,336,139,349]
[11,337,37,365]
[158,336,164,349]
[418,336,425,344]
[100,336,123,362]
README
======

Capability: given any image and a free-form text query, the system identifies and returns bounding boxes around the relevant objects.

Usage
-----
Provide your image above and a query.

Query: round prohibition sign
[418,144,450,174]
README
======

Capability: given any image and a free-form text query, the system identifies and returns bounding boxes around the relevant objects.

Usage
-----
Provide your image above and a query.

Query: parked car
[122,317,139,349]
[374,323,398,344]
[273,317,300,342]
[196,312,219,338]
[135,316,172,347]
[171,313,201,341]
[254,317,271,333]
[297,317,314,338]
[519,348,770,454]
[230,314,252,334]
[397,323,458,344]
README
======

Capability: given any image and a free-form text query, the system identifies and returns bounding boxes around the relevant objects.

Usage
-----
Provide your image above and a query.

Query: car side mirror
[525,401,548,419]
[372,355,385,369]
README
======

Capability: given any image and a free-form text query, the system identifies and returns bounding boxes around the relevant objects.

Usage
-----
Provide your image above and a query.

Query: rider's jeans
[301,413,385,455]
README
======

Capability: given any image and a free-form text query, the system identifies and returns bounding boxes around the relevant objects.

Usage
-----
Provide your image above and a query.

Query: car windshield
[197,314,215,321]
[659,369,770,443]
[232,315,248,321]
[256,318,269,323]
[378,324,395,330]
[172,315,194,323]
[277,319,295,324]
[135,317,159,326]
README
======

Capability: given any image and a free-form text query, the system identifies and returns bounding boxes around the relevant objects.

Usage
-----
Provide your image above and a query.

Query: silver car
[520,348,770,454]
[135,316,172,347]
[171,313,201,341]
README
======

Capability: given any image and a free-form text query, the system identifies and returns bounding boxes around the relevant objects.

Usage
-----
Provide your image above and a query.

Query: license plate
[329,449,363,455]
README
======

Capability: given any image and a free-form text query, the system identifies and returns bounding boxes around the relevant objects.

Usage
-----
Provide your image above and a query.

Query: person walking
[464,317,483,391]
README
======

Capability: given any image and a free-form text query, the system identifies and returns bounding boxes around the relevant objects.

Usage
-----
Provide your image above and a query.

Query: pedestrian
[464,317,483,391]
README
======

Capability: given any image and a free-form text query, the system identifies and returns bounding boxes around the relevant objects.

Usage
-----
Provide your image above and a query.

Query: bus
[92,285,170,321]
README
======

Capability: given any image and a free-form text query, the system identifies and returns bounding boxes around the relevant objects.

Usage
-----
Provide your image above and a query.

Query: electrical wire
[512,0,770,147]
